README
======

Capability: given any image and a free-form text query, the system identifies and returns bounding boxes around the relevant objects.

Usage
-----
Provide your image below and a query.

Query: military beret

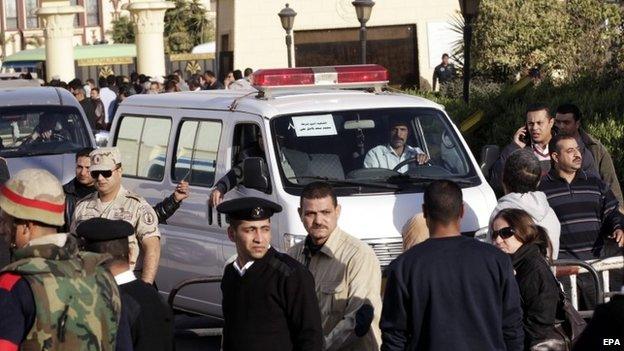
[217,197,282,221]
[77,218,134,243]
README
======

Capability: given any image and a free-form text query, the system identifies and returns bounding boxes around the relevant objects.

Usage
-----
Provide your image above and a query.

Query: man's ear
[335,204,341,218]
[227,226,236,243]
[551,152,559,164]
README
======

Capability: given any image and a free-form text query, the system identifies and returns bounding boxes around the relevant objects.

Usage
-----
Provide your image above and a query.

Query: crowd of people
[0,75,623,351]
[15,67,255,132]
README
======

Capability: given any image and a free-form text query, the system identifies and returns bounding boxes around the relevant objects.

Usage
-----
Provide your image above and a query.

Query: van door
[156,110,228,317]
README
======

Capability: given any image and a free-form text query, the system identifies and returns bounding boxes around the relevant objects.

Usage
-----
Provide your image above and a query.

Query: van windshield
[271,108,480,194]
[0,105,91,158]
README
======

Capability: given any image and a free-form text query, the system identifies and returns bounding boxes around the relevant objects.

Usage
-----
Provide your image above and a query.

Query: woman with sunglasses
[491,208,564,350]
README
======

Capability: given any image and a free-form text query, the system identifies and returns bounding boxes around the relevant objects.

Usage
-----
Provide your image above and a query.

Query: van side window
[173,120,222,187]
[115,115,172,180]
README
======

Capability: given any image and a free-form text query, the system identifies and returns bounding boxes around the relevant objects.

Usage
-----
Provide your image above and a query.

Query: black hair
[442,53,449,59]
[75,147,95,161]
[106,75,117,86]
[119,84,135,98]
[548,133,576,155]
[204,70,216,78]
[423,180,463,225]
[244,68,253,77]
[233,70,243,80]
[555,103,581,122]
[525,103,551,118]
[300,181,338,208]
[98,76,108,88]
[503,149,541,193]
[84,238,129,263]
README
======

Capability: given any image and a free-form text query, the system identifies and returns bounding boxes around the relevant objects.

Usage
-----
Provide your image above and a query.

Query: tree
[108,0,214,54]
[472,0,623,81]
[110,15,135,44]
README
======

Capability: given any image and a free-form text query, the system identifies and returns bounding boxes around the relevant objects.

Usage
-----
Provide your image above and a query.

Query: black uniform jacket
[221,247,323,351]
[511,243,560,349]
[120,279,174,351]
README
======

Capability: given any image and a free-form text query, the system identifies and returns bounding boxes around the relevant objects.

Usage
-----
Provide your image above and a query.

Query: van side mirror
[242,157,270,192]
[480,145,500,176]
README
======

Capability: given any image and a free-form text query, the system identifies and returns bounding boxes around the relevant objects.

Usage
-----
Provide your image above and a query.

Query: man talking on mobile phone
[489,103,596,196]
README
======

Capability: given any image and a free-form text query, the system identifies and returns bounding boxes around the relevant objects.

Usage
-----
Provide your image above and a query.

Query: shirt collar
[28,233,68,248]
[114,270,137,285]
[233,260,254,276]
[384,144,416,157]
[319,226,344,258]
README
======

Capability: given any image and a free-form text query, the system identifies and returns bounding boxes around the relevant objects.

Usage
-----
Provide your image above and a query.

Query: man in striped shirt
[539,134,623,307]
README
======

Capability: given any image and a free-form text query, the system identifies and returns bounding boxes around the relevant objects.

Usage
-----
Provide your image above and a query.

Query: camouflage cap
[90,147,122,171]
[0,168,65,226]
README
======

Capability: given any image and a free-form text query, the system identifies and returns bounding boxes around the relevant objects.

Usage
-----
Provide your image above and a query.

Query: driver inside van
[363,120,429,172]
[26,113,70,143]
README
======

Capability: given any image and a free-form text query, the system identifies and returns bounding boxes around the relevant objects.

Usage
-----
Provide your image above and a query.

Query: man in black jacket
[217,197,323,351]
[78,218,173,351]
[381,180,524,351]
[63,147,190,232]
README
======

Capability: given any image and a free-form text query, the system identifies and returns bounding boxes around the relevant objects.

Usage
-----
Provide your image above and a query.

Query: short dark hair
[244,68,253,77]
[300,182,338,208]
[526,103,551,118]
[119,84,135,97]
[86,78,95,85]
[548,133,576,154]
[423,180,463,225]
[442,53,449,59]
[106,75,117,86]
[555,103,581,122]
[91,87,100,94]
[75,147,95,161]
[84,238,129,263]
[503,149,541,193]
[233,70,243,80]
[204,70,216,78]
[98,76,107,88]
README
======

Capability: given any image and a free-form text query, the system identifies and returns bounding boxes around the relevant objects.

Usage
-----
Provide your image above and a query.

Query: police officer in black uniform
[77,218,174,351]
[218,197,323,351]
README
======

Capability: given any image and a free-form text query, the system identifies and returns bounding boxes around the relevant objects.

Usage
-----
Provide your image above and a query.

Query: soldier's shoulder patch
[140,205,156,226]
[124,191,143,202]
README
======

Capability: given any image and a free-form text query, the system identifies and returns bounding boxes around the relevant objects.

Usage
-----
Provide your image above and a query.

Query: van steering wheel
[392,158,432,172]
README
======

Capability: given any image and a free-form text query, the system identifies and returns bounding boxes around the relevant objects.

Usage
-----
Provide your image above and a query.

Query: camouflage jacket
[1,235,121,351]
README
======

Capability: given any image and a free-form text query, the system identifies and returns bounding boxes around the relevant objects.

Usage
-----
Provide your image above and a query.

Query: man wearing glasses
[70,147,162,284]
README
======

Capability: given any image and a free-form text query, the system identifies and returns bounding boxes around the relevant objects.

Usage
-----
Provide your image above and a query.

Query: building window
[25,0,39,28]
[85,0,99,26]
[69,0,79,27]
[5,0,18,29]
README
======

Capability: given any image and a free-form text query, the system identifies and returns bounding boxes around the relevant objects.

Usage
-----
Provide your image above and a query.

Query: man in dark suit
[573,294,624,350]
[77,218,174,351]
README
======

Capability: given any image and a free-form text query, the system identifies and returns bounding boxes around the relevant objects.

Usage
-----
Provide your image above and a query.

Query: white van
[110,65,497,319]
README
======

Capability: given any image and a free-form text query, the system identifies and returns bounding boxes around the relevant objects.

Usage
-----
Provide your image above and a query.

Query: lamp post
[459,0,479,103]
[352,0,375,64]
[278,3,297,68]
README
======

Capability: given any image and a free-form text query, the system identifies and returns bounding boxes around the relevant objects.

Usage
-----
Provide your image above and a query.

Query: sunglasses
[91,166,120,179]
[492,227,516,240]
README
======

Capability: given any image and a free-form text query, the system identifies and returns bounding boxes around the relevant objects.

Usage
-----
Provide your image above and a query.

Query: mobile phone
[521,126,531,146]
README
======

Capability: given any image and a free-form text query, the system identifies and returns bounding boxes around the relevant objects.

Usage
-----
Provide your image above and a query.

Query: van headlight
[283,233,307,250]
[474,227,489,242]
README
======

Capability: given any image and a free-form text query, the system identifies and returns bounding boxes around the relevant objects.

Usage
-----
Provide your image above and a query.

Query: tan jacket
[288,227,382,351]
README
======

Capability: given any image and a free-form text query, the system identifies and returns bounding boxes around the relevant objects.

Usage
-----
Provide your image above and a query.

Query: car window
[173,120,222,187]
[115,115,171,180]
[271,107,478,195]
[0,105,91,158]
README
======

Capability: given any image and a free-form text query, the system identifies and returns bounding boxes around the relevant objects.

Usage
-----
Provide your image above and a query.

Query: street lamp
[278,3,297,68]
[352,0,375,64]
[459,0,479,103]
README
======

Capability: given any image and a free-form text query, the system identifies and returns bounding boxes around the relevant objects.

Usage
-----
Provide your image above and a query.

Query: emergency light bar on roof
[251,64,389,96]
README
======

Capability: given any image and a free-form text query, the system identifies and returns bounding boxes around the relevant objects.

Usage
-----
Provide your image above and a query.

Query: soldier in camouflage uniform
[70,147,162,284]
[0,168,121,351]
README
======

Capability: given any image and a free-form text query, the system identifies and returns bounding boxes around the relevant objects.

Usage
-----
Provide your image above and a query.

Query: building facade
[216,0,461,89]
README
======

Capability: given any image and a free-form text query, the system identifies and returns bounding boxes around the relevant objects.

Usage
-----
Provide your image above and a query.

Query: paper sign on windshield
[292,115,337,137]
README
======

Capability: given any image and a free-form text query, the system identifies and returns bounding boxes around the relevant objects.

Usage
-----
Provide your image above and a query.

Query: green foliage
[108,0,214,54]
[164,0,213,54]
[472,0,623,80]
[407,74,624,189]
[110,16,135,44]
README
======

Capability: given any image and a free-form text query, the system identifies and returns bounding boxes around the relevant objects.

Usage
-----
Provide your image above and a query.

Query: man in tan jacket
[288,182,382,351]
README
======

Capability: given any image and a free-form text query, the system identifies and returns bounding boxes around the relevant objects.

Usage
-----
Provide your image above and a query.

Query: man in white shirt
[364,121,429,172]
[97,77,117,126]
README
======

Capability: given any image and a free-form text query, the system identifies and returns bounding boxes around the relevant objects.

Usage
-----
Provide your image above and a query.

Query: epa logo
[604,338,621,346]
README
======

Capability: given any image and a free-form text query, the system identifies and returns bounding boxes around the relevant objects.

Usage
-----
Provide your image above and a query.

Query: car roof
[121,88,445,118]
[0,86,80,108]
